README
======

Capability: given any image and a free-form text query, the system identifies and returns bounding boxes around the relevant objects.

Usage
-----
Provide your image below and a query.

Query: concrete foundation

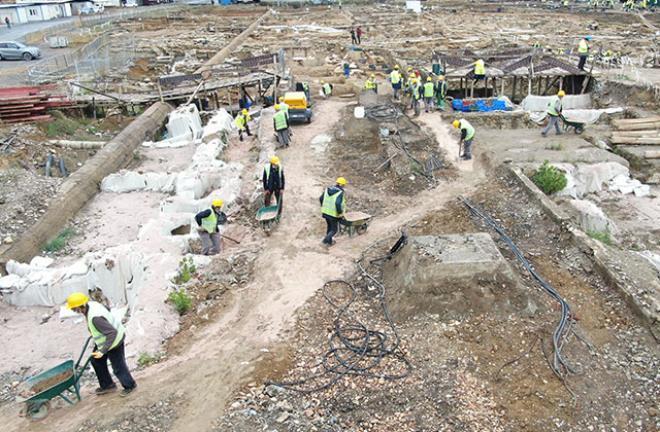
[382,234,537,322]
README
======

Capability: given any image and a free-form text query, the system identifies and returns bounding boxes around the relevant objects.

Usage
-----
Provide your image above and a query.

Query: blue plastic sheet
[452,98,511,112]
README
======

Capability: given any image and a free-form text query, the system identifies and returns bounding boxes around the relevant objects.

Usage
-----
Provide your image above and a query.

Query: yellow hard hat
[407,66,413,71]
[212,199,224,208]
[242,109,248,115]
[370,73,375,78]
[270,156,280,165]
[66,292,89,309]
[394,65,400,69]
[321,80,325,84]
[274,104,281,110]
[427,77,432,82]
[558,90,566,97]
[452,120,461,128]
[336,177,347,186]
[278,96,284,102]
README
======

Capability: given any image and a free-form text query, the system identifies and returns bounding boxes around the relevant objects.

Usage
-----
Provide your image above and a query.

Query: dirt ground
[1,2,659,432]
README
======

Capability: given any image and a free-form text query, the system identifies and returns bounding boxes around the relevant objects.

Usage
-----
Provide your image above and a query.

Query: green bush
[531,161,567,195]
[587,230,613,246]
[172,256,196,285]
[43,227,75,252]
[168,289,192,315]
[137,352,162,367]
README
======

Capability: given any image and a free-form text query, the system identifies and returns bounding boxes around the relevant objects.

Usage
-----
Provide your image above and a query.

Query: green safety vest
[364,79,376,90]
[234,115,246,130]
[437,81,447,98]
[390,70,401,84]
[323,83,332,95]
[201,209,218,233]
[424,82,435,97]
[264,164,282,180]
[547,96,561,116]
[321,189,345,218]
[87,301,125,352]
[413,84,422,100]
[578,39,589,54]
[474,60,485,75]
[460,120,475,141]
[274,110,288,131]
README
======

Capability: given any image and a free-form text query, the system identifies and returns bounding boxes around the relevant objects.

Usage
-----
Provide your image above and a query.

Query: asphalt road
[0,17,78,43]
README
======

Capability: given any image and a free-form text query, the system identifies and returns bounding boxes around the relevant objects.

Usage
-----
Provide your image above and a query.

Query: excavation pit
[383,234,536,322]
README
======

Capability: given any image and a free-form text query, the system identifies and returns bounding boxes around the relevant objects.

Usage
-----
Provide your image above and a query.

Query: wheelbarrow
[256,198,282,235]
[560,114,585,134]
[18,336,93,421]
[339,211,373,237]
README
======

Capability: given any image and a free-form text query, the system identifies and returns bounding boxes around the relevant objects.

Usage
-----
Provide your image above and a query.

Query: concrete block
[569,199,618,233]
[382,234,536,322]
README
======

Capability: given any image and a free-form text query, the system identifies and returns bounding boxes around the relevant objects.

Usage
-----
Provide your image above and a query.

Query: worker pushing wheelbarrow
[560,114,585,134]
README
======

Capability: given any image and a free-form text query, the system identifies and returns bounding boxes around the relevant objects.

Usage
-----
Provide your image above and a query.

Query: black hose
[266,234,411,393]
[459,196,576,379]
[45,154,54,177]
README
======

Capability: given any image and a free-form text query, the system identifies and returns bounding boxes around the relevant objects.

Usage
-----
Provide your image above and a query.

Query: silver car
[0,41,41,61]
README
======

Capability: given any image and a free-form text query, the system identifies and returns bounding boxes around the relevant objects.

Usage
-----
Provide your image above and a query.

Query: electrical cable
[266,234,411,393]
[460,196,576,379]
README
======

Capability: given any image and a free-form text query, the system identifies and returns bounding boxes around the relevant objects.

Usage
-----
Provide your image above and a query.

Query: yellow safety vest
[424,82,435,97]
[264,164,283,181]
[390,70,401,84]
[323,83,332,95]
[273,110,288,131]
[460,119,475,141]
[87,301,125,351]
[201,209,218,233]
[547,96,561,116]
[321,189,345,218]
[364,79,377,90]
[578,39,589,54]
[234,115,246,130]
[474,60,485,75]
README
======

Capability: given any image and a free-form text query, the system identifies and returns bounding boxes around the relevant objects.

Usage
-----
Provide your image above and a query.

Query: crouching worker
[66,292,137,397]
[195,199,228,255]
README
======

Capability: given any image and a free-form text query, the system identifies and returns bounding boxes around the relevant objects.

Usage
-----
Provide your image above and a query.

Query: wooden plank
[613,121,660,131]
[644,150,660,159]
[612,116,660,126]
[610,137,660,145]
[611,130,660,137]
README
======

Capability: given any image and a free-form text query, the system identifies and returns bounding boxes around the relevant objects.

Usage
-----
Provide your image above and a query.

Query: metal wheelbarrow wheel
[574,125,584,134]
[27,400,50,421]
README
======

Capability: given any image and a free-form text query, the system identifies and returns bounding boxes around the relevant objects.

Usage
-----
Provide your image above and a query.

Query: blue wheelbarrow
[18,336,93,420]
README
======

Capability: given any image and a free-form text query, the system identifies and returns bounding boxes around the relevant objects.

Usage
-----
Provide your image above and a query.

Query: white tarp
[553,162,650,198]
[529,107,624,125]
[521,94,592,112]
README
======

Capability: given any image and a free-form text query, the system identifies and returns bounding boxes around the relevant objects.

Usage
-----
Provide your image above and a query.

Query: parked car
[0,41,41,61]
[80,3,105,14]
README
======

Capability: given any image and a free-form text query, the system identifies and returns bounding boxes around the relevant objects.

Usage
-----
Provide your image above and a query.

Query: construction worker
[473,59,486,82]
[411,77,422,116]
[435,75,448,111]
[234,109,252,142]
[263,156,285,215]
[542,90,565,137]
[390,65,402,100]
[453,119,475,160]
[320,177,347,246]
[273,104,290,147]
[278,96,291,142]
[423,76,435,112]
[577,36,591,70]
[364,74,377,93]
[65,292,137,397]
[195,199,228,255]
[302,82,311,101]
[321,80,333,99]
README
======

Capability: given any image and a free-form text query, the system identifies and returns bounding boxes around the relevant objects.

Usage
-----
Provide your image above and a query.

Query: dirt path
[8,101,484,432]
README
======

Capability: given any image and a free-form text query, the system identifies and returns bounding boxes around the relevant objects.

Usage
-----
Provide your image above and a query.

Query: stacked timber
[611,116,660,160]
[0,85,73,124]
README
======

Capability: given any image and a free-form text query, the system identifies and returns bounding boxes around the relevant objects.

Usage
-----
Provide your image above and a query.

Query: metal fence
[26,4,181,84]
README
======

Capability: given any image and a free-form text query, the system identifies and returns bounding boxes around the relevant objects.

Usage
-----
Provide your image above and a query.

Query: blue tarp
[452,98,512,113]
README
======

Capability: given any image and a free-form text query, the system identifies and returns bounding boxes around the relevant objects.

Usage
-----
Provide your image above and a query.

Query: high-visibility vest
[460,119,475,141]
[437,81,447,98]
[264,164,283,181]
[323,83,332,95]
[423,82,435,98]
[87,301,125,351]
[364,79,376,90]
[578,39,589,54]
[201,209,218,233]
[274,110,288,131]
[234,114,246,130]
[321,189,345,217]
[547,96,561,116]
[474,59,485,75]
[412,84,422,100]
[390,70,401,84]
